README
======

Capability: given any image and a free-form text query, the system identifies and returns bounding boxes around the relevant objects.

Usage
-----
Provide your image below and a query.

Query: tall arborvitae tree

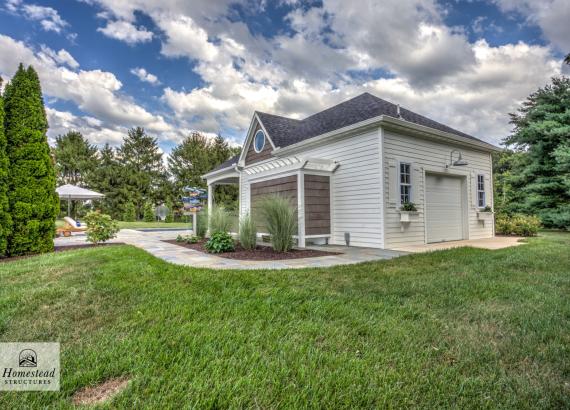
[0,77,11,256]
[54,131,98,186]
[117,127,166,217]
[4,64,59,255]
[504,76,570,229]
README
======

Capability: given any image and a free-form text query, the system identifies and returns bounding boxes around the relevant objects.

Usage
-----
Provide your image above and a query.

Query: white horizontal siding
[383,130,493,248]
[299,129,383,248]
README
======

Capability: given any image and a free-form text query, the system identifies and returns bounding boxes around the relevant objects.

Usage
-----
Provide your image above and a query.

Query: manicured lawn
[56,219,192,229]
[116,221,191,229]
[0,233,568,408]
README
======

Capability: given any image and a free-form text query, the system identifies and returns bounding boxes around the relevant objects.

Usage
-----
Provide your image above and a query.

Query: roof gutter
[272,115,501,157]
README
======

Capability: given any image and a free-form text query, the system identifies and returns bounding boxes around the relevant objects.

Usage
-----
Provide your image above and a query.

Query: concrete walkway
[391,236,525,253]
[55,229,406,270]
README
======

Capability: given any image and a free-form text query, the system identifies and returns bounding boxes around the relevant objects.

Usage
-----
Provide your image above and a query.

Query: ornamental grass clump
[260,195,297,252]
[209,206,233,234]
[239,212,257,250]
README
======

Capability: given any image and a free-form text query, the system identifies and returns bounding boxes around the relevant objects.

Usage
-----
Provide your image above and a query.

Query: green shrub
[482,205,493,212]
[204,231,235,253]
[400,202,417,212]
[495,214,541,237]
[176,234,199,244]
[239,212,257,250]
[260,195,297,252]
[209,206,233,234]
[143,202,155,222]
[123,202,136,222]
[84,211,119,244]
[196,210,208,238]
[165,201,174,223]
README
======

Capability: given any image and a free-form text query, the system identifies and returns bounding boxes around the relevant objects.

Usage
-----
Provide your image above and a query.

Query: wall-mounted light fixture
[446,149,468,168]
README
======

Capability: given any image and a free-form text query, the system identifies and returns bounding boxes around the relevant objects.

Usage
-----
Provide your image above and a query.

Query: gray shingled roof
[257,92,492,149]
[211,92,495,173]
[210,153,240,173]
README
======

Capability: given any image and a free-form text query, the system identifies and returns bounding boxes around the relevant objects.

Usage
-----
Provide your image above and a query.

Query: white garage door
[426,174,464,243]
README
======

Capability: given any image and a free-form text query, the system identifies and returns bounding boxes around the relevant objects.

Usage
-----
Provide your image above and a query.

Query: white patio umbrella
[56,184,105,217]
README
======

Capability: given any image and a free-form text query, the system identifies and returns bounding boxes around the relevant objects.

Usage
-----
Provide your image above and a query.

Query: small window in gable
[477,174,486,208]
[400,162,412,204]
[253,130,265,153]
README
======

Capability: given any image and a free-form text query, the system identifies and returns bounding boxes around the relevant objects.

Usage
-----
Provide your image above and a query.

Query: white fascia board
[272,115,501,157]
[202,165,239,181]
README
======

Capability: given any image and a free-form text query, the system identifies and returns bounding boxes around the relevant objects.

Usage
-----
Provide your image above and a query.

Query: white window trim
[253,130,265,153]
[477,174,486,208]
[399,161,412,205]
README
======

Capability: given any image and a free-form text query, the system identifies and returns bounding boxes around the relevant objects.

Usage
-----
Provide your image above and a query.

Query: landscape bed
[0,232,568,408]
[163,239,341,260]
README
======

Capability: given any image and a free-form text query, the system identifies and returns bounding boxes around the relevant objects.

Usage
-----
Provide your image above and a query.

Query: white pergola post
[207,183,214,235]
[297,170,306,248]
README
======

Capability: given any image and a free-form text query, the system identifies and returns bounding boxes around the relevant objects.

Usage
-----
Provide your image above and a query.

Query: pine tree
[4,64,59,255]
[143,202,155,222]
[0,77,11,256]
[88,144,127,219]
[54,131,98,186]
[504,76,570,229]
[117,127,166,216]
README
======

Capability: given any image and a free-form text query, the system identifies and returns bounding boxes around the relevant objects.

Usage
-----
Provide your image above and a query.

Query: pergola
[56,184,105,217]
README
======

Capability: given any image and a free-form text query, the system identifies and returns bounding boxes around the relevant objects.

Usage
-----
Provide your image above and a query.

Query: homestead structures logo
[19,349,37,367]
[1,343,60,391]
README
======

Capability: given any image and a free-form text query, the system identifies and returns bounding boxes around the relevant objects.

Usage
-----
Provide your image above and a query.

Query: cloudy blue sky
[0,0,568,153]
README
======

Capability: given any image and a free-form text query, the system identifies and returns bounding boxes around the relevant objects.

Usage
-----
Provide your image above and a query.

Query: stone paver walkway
[55,229,406,270]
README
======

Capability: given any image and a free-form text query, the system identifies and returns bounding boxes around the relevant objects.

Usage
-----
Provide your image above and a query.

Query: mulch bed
[164,239,342,261]
[0,243,124,263]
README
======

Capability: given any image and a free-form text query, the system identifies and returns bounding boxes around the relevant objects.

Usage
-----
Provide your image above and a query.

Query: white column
[207,183,214,236]
[297,171,305,248]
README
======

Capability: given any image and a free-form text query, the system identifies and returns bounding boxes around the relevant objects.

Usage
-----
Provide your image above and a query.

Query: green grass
[116,221,191,229]
[0,233,568,408]
[56,219,191,229]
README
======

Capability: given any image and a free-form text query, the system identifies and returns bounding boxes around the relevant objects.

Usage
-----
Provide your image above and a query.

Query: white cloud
[39,46,79,69]
[97,20,153,45]
[46,107,126,145]
[11,0,569,148]
[492,0,570,51]
[22,4,68,33]
[0,35,172,145]
[130,67,160,85]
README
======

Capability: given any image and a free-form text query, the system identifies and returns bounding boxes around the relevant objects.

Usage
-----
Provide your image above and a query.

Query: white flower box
[477,211,494,222]
[399,211,419,223]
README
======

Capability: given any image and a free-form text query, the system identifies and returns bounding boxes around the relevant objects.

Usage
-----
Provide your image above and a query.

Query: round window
[253,130,265,153]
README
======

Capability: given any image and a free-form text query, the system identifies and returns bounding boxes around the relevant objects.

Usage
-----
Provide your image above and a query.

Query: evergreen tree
[0,77,11,256]
[54,131,98,186]
[117,127,166,216]
[4,64,59,255]
[504,76,570,229]
[123,201,136,222]
[88,144,127,219]
[143,202,155,222]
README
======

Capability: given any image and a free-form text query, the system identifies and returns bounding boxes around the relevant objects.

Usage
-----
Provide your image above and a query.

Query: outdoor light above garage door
[446,149,469,168]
